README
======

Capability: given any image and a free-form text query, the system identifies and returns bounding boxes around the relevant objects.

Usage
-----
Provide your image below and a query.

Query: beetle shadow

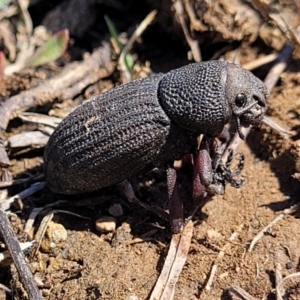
[245,126,300,214]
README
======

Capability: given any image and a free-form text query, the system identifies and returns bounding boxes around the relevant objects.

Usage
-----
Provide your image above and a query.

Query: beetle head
[225,63,268,139]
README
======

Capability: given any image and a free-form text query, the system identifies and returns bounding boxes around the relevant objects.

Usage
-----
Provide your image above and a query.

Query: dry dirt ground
[2,61,300,300]
[1,1,300,300]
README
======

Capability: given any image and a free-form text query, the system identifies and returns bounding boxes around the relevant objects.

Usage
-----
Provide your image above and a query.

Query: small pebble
[286,262,293,269]
[42,289,51,297]
[108,203,124,217]
[250,217,260,229]
[269,187,277,194]
[40,222,68,252]
[95,216,117,233]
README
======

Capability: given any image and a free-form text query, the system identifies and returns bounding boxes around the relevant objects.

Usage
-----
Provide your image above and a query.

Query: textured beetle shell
[44,61,267,195]
[158,61,231,135]
[44,74,197,194]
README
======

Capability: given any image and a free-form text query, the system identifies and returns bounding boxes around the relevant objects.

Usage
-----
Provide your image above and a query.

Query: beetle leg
[215,152,245,188]
[169,133,244,233]
[211,126,231,170]
[167,167,184,233]
[210,127,245,189]
[184,136,218,223]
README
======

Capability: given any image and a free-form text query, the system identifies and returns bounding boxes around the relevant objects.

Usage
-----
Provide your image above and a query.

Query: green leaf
[0,0,7,10]
[26,29,69,68]
[104,15,123,52]
[124,54,134,71]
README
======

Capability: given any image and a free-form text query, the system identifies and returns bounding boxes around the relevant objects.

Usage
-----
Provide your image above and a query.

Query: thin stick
[149,221,194,300]
[119,10,157,83]
[33,209,90,256]
[1,182,46,211]
[264,44,293,93]
[229,284,259,300]
[0,283,11,295]
[0,173,44,188]
[0,241,34,262]
[248,206,296,252]
[0,43,113,167]
[275,251,284,300]
[173,0,201,62]
[276,272,300,299]
[242,53,279,71]
[0,209,42,299]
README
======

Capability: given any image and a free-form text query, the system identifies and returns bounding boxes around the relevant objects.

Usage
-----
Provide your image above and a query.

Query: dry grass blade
[17,0,32,36]
[275,251,284,300]
[0,241,34,263]
[251,0,300,54]
[149,221,193,300]
[0,182,46,210]
[4,0,34,76]
[19,112,62,128]
[0,283,11,294]
[276,272,300,300]
[0,43,113,167]
[24,200,68,234]
[0,5,17,20]
[229,284,259,300]
[33,212,54,256]
[173,0,201,62]
[242,53,279,71]
[119,10,157,83]
[0,182,46,211]
[0,174,43,188]
[264,43,293,93]
[8,131,49,148]
[0,21,16,61]
[262,116,293,139]
[183,0,206,31]
[33,209,90,256]
[248,206,296,252]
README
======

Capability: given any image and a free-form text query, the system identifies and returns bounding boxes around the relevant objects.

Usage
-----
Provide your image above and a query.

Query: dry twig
[248,206,296,252]
[0,241,34,263]
[118,10,157,83]
[0,182,46,211]
[0,209,42,299]
[276,272,300,300]
[0,283,12,295]
[242,53,279,71]
[0,43,113,168]
[275,251,284,300]
[32,209,90,256]
[229,284,259,300]
[149,221,194,300]
[173,0,201,62]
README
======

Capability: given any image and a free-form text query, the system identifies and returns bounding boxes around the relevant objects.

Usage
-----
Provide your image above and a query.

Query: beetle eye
[235,93,246,107]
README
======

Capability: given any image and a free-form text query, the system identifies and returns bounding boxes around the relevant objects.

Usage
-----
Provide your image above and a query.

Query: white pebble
[40,222,67,252]
[95,216,117,233]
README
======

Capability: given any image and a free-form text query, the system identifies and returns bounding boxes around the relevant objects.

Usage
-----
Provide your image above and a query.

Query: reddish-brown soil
[1,1,300,300]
